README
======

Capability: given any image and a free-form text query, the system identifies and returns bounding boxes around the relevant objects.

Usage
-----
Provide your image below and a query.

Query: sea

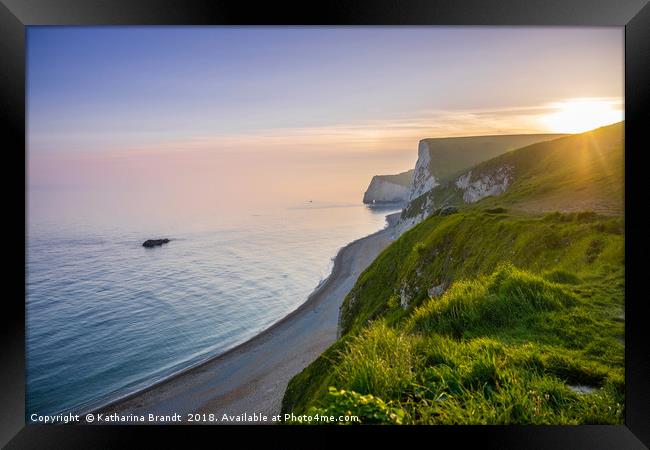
[26,201,400,417]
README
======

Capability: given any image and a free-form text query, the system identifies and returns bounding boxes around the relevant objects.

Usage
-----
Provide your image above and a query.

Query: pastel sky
[27,27,624,223]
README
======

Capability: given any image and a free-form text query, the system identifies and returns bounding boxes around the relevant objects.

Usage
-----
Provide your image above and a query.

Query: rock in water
[142,238,170,248]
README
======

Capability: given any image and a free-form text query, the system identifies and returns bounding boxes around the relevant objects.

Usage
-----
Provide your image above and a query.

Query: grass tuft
[408,264,578,338]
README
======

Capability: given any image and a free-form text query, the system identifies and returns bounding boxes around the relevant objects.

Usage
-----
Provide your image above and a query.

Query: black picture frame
[2,0,648,448]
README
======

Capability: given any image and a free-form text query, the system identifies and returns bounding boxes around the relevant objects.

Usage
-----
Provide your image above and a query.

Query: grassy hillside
[405,123,623,220]
[479,122,623,215]
[421,134,564,182]
[282,122,624,425]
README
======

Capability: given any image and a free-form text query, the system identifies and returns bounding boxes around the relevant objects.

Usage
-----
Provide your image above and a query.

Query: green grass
[407,264,579,338]
[281,123,624,425]
[477,123,624,215]
[282,209,624,424]
[403,122,624,220]
[420,134,563,181]
[339,210,623,336]
[318,323,623,424]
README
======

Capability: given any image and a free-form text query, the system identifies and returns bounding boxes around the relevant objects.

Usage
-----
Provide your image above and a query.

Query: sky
[27,27,624,225]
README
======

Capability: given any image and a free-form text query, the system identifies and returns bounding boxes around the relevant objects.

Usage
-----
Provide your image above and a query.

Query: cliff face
[392,164,513,238]
[362,170,413,204]
[408,141,439,200]
[390,133,565,236]
[455,166,513,204]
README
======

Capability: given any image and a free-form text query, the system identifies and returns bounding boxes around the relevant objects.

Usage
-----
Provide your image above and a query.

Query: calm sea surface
[26,202,399,417]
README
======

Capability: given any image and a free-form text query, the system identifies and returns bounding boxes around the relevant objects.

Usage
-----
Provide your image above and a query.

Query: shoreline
[87,213,399,422]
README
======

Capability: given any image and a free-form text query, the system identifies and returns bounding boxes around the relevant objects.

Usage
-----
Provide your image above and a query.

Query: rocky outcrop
[392,164,514,238]
[427,283,446,298]
[142,238,170,248]
[399,285,411,308]
[390,195,433,239]
[455,166,513,204]
[363,170,413,204]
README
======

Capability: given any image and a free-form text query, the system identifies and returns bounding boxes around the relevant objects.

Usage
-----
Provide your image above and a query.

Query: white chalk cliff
[363,177,410,204]
[364,133,563,239]
[408,140,439,200]
[362,170,413,204]
[455,166,513,204]
[455,166,513,203]
[391,164,513,238]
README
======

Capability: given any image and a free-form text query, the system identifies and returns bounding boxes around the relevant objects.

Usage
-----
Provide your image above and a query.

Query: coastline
[88,213,399,423]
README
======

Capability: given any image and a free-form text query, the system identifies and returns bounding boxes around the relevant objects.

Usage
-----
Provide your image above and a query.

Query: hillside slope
[407,134,564,201]
[400,122,623,231]
[282,122,624,425]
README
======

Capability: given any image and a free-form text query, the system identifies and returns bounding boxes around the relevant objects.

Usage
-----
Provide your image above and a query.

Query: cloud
[30,97,623,160]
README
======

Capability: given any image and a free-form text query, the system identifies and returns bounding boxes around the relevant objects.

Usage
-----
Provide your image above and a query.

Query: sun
[539,98,624,134]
